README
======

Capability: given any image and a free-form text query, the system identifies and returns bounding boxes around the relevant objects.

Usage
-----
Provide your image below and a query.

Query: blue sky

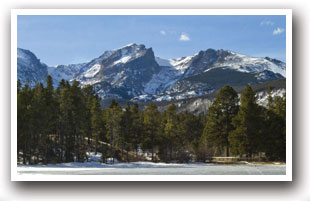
[18,15,286,66]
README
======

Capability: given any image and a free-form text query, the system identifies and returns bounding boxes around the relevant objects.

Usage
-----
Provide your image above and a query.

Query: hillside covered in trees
[17,76,286,165]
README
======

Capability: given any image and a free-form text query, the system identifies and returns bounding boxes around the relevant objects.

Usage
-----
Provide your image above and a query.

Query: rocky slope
[17,48,48,86]
[17,44,286,103]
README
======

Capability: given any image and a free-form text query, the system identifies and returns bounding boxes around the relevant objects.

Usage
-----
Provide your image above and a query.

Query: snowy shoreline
[17,161,285,169]
[17,152,286,175]
[17,162,286,175]
[17,152,285,169]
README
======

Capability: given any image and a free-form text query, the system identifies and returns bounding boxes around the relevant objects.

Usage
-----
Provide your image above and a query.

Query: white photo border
[11,9,292,181]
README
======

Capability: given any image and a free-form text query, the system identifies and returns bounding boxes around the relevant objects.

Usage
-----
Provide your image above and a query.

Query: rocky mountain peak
[17,48,48,86]
[17,44,286,102]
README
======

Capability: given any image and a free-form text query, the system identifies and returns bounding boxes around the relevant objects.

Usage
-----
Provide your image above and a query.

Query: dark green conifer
[229,85,263,157]
[203,85,239,156]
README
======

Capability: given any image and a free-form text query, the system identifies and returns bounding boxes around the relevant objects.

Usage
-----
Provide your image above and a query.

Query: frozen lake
[17,162,285,175]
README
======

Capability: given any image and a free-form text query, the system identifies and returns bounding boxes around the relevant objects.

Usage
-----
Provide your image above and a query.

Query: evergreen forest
[17,76,286,165]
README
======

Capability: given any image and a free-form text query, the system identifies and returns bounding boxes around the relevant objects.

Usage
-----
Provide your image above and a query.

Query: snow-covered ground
[17,152,285,175]
[17,163,285,175]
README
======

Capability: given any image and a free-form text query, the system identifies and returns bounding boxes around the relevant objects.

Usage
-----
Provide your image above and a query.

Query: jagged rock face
[17,44,286,102]
[75,44,161,99]
[183,49,225,76]
[17,48,48,86]
[97,46,160,92]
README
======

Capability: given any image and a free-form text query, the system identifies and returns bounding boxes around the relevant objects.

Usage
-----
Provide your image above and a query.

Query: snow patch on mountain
[48,63,85,86]
[144,65,181,94]
[169,55,196,74]
[256,88,286,106]
[179,98,213,114]
[111,71,128,86]
[255,70,283,81]
[119,43,137,49]
[113,55,132,66]
[211,52,286,77]
[83,64,101,78]
[112,43,147,66]
[78,78,103,86]
[155,55,196,74]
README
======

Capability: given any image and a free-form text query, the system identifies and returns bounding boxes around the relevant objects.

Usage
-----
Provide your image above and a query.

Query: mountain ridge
[17,43,286,102]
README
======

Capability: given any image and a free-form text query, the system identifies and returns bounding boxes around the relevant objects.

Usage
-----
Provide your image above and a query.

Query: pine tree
[143,103,160,161]
[55,79,67,162]
[130,102,143,159]
[163,104,178,161]
[273,94,286,161]
[42,75,57,163]
[203,85,239,156]
[31,83,46,164]
[59,82,74,162]
[56,79,66,96]
[229,85,263,157]
[105,99,123,163]
[82,85,95,147]
[264,89,286,161]
[17,76,106,164]
[178,112,204,162]
[101,108,109,162]
[70,80,88,162]
[17,83,33,164]
[120,102,133,162]
[91,96,103,155]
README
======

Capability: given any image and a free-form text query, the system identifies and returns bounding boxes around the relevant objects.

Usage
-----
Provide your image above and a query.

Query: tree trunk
[226,146,229,157]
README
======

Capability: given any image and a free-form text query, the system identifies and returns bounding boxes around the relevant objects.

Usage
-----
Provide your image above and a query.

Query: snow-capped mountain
[139,78,286,115]
[17,44,286,102]
[17,48,48,86]
[48,63,85,87]
[132,48,285,102]
[74,43,161,99]
[157,49,285,78]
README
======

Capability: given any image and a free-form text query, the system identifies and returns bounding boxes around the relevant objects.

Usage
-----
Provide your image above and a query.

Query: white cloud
[273,27,285,35]
[260,20,275,26]
[160,30,166,35]
[179,33,190,41]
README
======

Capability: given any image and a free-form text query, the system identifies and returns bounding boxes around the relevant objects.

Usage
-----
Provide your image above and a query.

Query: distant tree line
[17,76,286,164]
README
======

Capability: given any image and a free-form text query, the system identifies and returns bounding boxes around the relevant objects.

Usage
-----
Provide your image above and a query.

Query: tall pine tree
[130,102,143,159]
[91,95,103,155]
[105,99,123,163]
[143,103,160,161]
[163,104,178,161]
[120,102,133,162]
[203,85,239,156]
[264,89,286,161]
[229,85,263,157]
